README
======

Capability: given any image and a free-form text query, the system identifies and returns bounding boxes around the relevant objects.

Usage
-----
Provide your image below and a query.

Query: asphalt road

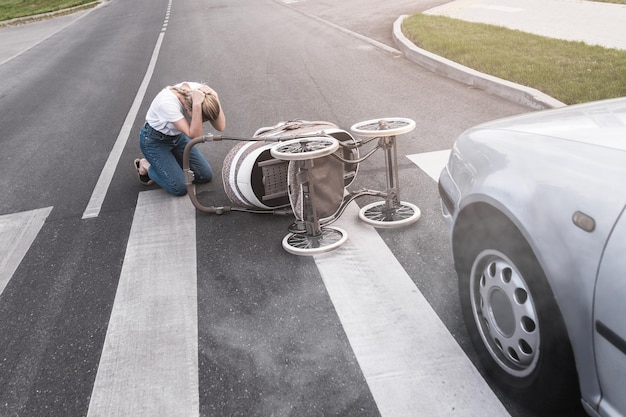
[0,0,587,416]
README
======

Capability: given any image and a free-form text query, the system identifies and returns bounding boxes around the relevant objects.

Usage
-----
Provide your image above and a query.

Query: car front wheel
[455,217,579,412]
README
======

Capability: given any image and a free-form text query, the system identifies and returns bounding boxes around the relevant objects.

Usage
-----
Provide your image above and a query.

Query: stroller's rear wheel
[282,226,347,256]
[359,201,421,228]
[350,117,415,137]
[270,137,339,160]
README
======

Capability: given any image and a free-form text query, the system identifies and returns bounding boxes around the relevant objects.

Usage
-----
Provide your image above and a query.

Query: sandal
[134,159,154,185]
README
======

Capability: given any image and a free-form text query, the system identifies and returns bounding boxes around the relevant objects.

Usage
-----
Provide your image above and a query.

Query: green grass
[0,0,95,21]
[402,14,626,104]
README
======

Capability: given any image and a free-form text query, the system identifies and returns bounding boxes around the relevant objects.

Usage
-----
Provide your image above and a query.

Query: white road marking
[84,148,500,416]
[0,207,53,295]
[406,150,450,181]
[314,202,510,416]
[82,0,173,219]
[87,190,199,417]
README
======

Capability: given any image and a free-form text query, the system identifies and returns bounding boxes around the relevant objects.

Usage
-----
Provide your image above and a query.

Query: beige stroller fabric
[287,155,345,221]
[222,120,357,212]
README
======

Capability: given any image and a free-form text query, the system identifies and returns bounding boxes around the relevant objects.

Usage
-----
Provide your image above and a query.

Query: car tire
[455,217,580,412]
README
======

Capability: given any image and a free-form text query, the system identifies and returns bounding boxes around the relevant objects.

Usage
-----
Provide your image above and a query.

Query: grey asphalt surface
[3,0,626,108]
[0,8,93,65]
[282,0,626,109]
[0,0,620,415]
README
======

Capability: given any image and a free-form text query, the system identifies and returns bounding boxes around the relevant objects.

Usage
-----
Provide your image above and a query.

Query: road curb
[0,1,100,27]
[392,15,566,110]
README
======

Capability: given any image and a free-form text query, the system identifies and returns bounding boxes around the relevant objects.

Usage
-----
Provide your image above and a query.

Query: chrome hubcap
[470,250,540,377]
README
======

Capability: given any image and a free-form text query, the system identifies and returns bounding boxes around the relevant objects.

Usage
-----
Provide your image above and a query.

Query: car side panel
[451,128,626,407]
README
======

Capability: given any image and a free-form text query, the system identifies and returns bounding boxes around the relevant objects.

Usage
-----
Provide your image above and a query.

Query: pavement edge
[392,15,566,110]
[0,1,100,28]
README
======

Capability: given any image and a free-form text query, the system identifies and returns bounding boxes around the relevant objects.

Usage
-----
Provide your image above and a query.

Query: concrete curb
[392,15,566,110]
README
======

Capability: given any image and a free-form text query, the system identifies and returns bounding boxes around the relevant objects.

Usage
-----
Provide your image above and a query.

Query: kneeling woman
[134,82,226,196]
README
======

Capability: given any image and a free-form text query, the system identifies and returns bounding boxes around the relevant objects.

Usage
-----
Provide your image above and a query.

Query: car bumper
[438,165,459,223]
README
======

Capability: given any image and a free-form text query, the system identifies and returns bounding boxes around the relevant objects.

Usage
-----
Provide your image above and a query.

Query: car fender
[449,131,626,408]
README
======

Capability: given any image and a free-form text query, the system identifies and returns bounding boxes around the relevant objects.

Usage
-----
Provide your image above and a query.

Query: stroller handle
[183,136,230,214]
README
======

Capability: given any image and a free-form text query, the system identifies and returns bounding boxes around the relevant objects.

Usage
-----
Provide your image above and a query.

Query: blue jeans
[139,123,213,196]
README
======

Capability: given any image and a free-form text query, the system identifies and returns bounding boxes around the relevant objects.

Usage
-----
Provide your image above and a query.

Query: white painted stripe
[0,207,53,295]
[406,150,450,182]
[314,203,510,416]
[82,2,171,219]
[87,191,199,417]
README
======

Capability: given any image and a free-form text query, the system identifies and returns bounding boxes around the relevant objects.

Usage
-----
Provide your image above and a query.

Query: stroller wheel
[282,226,347,256]
[358,201,421,228]
[350,117,415,137]
[270,137,339,161]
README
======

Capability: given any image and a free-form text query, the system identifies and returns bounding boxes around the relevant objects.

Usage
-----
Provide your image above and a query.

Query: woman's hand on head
[191,89,205,106]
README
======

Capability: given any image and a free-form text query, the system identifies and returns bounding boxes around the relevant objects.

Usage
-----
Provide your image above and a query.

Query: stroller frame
[183,117,420,255]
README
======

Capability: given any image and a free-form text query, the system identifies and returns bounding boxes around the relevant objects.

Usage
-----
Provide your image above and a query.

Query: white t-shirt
[145,82,202,135]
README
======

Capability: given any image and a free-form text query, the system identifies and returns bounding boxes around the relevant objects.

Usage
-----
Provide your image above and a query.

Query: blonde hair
[172,84,221,123]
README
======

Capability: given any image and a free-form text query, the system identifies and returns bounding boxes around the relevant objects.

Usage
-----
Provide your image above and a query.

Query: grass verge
[0,0,95,22]
[402,14,626,104]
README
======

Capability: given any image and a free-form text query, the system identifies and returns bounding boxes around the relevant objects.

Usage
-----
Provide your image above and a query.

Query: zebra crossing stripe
[406,150,451,181]
[314,201,510,416]
[85,149,498,415]
[87,191,199,417]
[0,207,53,296]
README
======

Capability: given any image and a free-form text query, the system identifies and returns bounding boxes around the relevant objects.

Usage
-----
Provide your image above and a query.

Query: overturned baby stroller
[183,117,420,255]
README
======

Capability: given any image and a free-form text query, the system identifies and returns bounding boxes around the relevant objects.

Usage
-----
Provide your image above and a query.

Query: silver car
[438,97,626,417]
